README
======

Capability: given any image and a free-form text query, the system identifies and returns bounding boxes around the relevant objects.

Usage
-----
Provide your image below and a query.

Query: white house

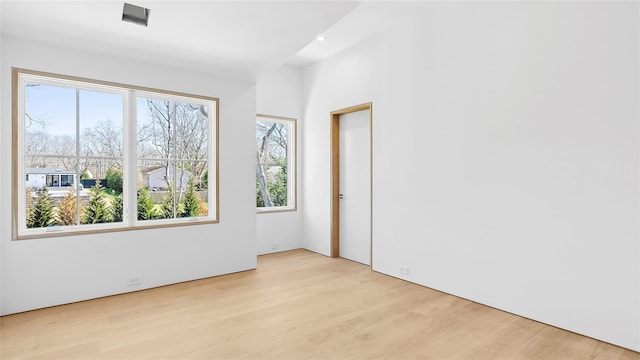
[25,168,76,189]
[140,165,192,191]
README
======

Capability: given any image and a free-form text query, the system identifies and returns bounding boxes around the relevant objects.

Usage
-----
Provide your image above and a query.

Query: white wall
[256,66,303,255]
[302,2,640,351]
[302,35,382,256]
[0,1,4,315]
[1,35,258,315]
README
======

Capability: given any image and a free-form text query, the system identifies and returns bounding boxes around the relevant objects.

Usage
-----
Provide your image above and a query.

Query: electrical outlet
[127,276,142,286]
[400,266,409,275]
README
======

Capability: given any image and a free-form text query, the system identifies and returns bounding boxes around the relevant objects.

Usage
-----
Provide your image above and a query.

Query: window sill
[15,218,218,240]
[256,207,297,214]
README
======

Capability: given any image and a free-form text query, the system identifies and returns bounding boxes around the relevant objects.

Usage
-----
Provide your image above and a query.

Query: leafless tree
[80,119,124,178]
[25,84,46,129]
[24,131,49,167]
[83,119,124,164]
[175,102,208,187]
[139,99,210,200]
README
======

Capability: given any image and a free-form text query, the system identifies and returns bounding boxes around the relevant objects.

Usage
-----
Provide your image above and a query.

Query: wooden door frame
[330,102,373,266]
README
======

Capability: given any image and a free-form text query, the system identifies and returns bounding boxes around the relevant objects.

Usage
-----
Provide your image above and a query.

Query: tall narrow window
[256,114,296,212]
[13,68,218,239]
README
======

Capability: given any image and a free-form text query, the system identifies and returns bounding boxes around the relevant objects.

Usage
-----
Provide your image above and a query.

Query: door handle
[339,193,344,199]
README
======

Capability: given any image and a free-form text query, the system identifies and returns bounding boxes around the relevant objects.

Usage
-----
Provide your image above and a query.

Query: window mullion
[126,90,138,225]
[172,102,178,218]
[75,88,81,225]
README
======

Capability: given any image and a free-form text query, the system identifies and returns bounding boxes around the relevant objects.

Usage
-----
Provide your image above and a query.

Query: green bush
[181,180,203,217]
[137,186,157,220]
[104,168,123,194]
[27,187,56,228]
[82,180,111,224]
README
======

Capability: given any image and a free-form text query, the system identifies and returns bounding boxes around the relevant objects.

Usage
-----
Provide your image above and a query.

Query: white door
[339,110,371,265]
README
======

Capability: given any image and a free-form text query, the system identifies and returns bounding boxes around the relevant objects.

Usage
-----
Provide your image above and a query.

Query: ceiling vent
[122,3,150,27]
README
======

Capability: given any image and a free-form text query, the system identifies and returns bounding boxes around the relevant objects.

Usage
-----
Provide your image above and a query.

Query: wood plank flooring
[1,249,638,359]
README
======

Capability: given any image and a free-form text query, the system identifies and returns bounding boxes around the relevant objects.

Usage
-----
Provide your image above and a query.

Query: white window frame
[256,114,296,213]
[13,68,219,239]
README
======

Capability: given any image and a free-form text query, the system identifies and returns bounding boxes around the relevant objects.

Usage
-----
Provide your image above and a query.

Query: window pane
[25,84,76,169]
[256,117,293,210]
[79,89,124,176]
[24,84,77,229]
[22,81,125,229]
[137,96,210,221]
[174,102,209,190]
[78,90,124,225]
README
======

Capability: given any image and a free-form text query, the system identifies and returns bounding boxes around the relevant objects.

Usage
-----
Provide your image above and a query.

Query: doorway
[330,102,372,266]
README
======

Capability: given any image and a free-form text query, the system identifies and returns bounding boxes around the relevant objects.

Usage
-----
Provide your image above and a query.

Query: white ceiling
[287,2,395,67]
[0,1,388,81]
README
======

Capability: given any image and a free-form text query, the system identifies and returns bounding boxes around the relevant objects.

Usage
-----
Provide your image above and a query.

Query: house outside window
[13,68,218,239]
[256,114,296,212]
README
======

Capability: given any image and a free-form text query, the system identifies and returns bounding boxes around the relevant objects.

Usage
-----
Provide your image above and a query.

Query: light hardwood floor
[1,249,638,360]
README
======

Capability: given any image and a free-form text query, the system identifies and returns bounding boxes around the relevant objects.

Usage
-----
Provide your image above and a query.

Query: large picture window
[13,68,218,239]
[256,114,296,212]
